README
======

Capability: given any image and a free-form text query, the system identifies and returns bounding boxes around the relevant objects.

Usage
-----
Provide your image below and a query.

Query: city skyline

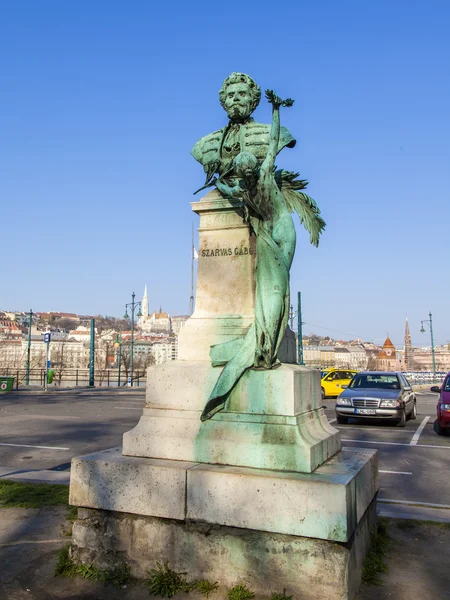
[1,2,449,347]
[0,302,442,351]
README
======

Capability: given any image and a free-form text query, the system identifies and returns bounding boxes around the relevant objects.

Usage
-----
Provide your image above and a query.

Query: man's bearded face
[223,82,253,121]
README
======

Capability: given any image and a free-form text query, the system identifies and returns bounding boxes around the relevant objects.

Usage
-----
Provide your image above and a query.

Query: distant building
[0,319,23,340]
[0,338,87,370]
[334,346,368,370]
[171,315,189,336]
[68,326,95,342]
[137,285,171,334]
[410,346,450,372]
[376,337,400,371]
[303,346,335,368]
[151,338,178,364]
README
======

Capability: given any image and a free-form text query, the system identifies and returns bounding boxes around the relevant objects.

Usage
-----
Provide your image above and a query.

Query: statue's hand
[265,89,282,107]
[265,89,294,108]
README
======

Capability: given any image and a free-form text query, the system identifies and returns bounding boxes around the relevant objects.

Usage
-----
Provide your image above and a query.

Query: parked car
[335,371,417,427]
[321,368,358,399]
[430,372,450,435]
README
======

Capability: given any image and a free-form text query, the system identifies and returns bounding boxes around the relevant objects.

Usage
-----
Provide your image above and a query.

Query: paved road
[323,390,450,519]
[0,388,145,482]
[1,388,448,519]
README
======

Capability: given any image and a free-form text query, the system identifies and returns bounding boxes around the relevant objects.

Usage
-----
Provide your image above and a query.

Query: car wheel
[321,387,325,400]
[397,409,406,427]
[435,420,445,436]
[336,414,348,425]
[410,400,417,420]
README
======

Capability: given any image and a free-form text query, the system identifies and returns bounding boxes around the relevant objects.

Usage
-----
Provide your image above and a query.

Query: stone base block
[70,463,377,600]
[123,362,341,473]
[70,447,378,543]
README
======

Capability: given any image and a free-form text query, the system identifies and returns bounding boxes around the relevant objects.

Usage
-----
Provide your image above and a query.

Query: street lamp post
[25,309,33,385]
[114,334,123,387]
[420,311,436,377]
[289,291,304,366]
[124,292,142,387]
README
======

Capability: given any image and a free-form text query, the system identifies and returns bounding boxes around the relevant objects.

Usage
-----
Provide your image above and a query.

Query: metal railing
[0,368,147,389]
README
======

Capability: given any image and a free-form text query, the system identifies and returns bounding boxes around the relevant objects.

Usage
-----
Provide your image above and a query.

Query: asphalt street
[323,390,450,519]
[0,387,448,520]
[0,388,146,482]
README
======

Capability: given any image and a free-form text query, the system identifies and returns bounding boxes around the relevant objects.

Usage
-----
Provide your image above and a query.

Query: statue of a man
[191,72,296,185]
[192,75,326,421]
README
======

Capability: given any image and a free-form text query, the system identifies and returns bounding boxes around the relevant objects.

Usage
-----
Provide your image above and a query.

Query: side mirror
[341,384,348,389]
[430,386,441,393]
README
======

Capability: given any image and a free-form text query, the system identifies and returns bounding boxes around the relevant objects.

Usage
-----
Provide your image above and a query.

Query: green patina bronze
[192,73,326,421]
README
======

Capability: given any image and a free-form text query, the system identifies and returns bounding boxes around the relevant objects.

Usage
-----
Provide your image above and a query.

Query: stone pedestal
[178,189,294,363]
[178,189,256,361]
[123,362,341,473]
[70,447,378,600]
[69,187,378,599]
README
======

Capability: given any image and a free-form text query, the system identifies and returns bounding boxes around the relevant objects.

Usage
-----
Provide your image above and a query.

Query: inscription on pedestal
[201,246,255,258]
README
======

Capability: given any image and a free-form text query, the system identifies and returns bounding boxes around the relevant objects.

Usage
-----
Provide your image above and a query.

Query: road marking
[410,416,430,445]
[0,443,69,450]
[336,426,412,432]
[378,498,450,510]
[379,470,412,475]
[342,439,411,447]
[341,439,450,449]
[328,418,336,424]
[113,406,143,410]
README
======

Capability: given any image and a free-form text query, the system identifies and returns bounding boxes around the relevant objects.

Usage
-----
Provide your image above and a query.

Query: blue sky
[1,1,449,347]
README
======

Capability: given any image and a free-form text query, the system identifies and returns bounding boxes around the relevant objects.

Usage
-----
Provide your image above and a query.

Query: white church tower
[141,284,149,319]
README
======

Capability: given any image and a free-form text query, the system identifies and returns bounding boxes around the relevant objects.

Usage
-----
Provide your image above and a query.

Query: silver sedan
[335,371,417,427]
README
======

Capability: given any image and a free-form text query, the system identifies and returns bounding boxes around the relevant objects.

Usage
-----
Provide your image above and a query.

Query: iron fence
[0,368,147,389]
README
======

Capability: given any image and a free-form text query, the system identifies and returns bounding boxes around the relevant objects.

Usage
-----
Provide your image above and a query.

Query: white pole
[44,342,50,391]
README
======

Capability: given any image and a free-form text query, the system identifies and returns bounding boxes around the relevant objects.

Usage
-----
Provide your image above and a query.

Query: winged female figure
[200,89,325,421]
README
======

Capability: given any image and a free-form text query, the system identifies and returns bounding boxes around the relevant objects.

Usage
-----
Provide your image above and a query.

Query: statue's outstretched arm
[262,90,294,174]
[216,178,243,199]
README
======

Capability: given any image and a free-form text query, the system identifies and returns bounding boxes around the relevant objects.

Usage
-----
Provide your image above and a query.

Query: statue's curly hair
[219,72,261,113]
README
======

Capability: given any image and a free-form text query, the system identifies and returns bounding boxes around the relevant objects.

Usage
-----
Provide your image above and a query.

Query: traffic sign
[44,333,51,343]
[47,360,51,369]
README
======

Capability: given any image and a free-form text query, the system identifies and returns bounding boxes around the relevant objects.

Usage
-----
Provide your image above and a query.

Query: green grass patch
[0,480,69,508]
[395,518,450,530]
[146,562,193,597]
[55,545,132,589]
[196,580,219,598]
[227,584,255,600]
[145,563,220,598]
[361,519,390,586]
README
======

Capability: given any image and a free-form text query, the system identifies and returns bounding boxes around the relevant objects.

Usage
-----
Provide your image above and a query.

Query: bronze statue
[192,72,296,188]
[192,75,326,421]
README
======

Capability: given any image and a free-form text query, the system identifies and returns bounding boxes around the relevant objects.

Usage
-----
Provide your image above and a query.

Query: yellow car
[321,369,358,399]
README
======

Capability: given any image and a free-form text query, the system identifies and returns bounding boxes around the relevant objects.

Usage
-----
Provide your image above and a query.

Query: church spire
[141,284,149,319]
[404,316,412,371]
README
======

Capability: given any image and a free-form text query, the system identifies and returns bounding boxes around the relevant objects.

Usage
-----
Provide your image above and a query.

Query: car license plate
[355,408,377,415]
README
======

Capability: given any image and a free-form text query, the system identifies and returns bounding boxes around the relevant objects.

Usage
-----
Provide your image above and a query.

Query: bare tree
[51,341,72,385]
[366,355,378,370]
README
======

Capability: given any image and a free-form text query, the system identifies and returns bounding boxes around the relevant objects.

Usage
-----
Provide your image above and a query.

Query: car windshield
[349,374,400,390]
[444,378,450,392]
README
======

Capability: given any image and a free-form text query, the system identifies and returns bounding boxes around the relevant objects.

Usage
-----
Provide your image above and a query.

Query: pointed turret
[141,285,149,319]
[404,317,412,370]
